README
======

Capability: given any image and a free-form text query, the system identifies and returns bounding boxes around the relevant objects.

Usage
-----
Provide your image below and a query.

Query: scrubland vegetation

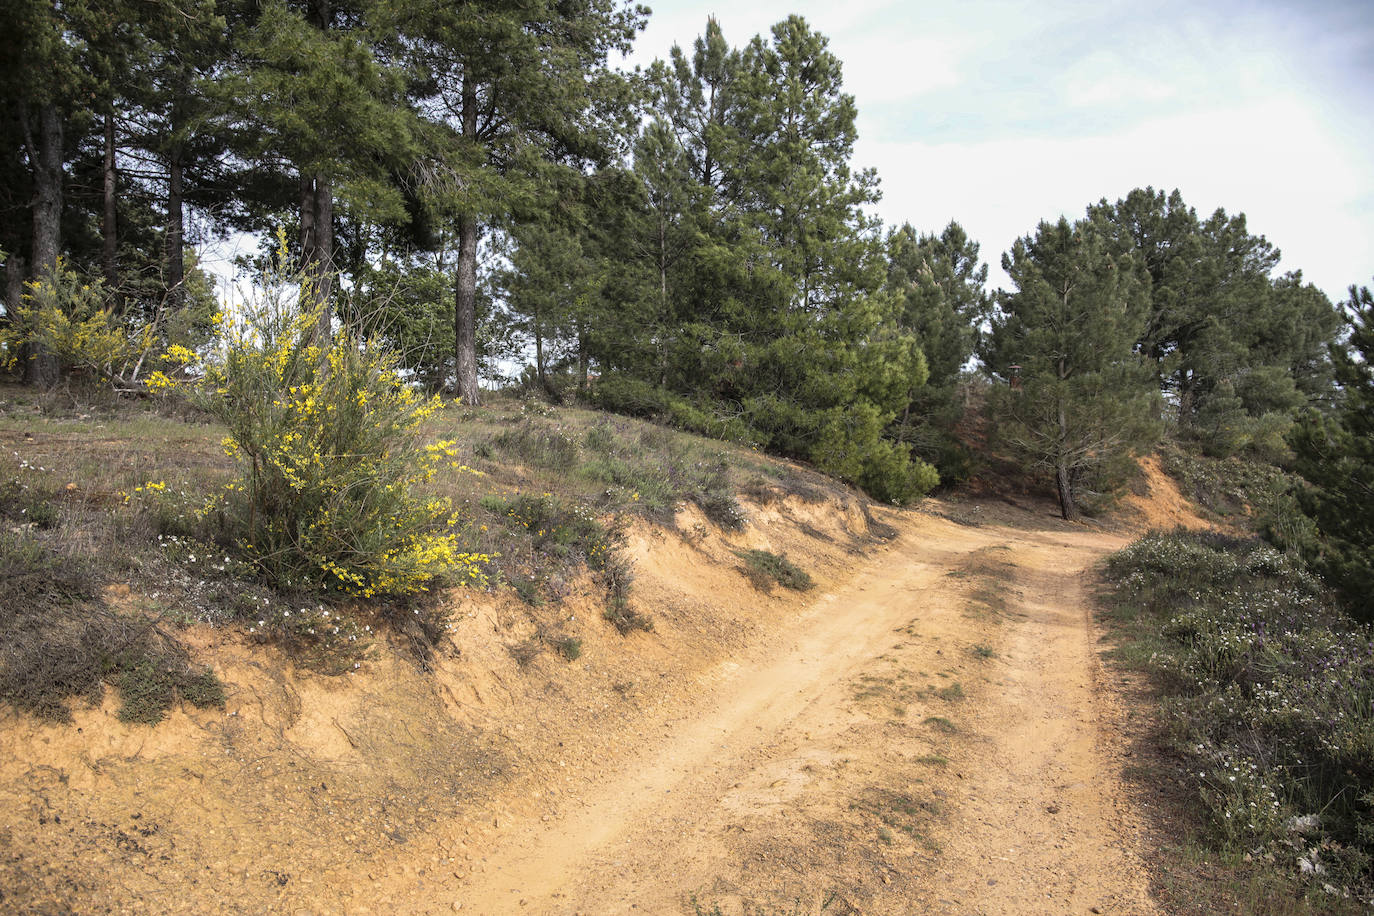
[1104,529,1373,909]
[3,3,1373,912]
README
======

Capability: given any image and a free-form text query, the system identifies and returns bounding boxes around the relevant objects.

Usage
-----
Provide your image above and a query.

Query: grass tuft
[736,549,814,592]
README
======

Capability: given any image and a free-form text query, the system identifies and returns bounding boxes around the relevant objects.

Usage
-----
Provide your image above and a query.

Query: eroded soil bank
[2,490,1163,915]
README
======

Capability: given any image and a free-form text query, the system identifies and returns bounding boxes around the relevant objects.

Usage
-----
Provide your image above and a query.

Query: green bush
[0,528,224,724]
[736,548,814,592]
[587,375,754,444]
[484,492,614,567]
[156,253,490,598]
[492,420,580,468]
[1,260,137,381]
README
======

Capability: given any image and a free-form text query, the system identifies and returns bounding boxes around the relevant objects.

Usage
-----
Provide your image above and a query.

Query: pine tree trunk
[313,174,333,338]
[576,323,588,392]
[452,72,480,405]
[298,172,334,338]
[534,312,545,388]
[165,139,185,312]
[1177,376,1194,426]
[1056,393,1077,520]
[659,218,668,388]
[4,253,24,324]
[299,172,315,265]
[102,112,119,299]
[26,103,62,388]
[454,212,480,405]
[1056,462,1078,520]
[301,0,334,339]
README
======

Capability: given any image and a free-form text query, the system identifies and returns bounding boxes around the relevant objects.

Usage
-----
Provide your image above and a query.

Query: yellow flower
[145,371,176,391]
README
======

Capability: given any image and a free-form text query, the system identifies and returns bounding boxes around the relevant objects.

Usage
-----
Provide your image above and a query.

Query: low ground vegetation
[1103,529,1373,909]
[0,363,852,724]
[736,548,815,593]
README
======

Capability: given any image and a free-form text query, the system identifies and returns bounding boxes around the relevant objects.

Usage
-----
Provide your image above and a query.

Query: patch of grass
[851,787,942,850]
[922,716,958,734]
[603,601,654,636]
[480,414,752,530]
[914,754,949,767]
[691,892,840,916]
[511,576,543,606]
[507,638,542,667]
[492,422,580,469]
[483,492,617,568]
[0,473,61,529]
[114,655,224,725]
[0,528,225,724]
[969,644,996,659]
[736,549,814,592]
[935,681,965,702]
[549,634,582,661]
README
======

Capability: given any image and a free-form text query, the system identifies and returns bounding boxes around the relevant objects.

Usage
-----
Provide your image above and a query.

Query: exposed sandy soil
[1122,456,1215,533]
[1,483,1170,915]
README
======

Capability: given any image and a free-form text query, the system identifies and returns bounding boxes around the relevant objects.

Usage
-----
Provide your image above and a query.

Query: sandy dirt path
[430,509,1155,915]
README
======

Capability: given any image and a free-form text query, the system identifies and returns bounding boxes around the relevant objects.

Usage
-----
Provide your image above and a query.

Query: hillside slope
[0,395,1198,914]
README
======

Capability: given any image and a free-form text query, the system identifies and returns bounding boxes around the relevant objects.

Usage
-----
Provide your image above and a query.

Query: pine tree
[2,0,89,384]
[984,217,1159,519]
[1091,188,1342,456]
[1288,282,1374,621]
[222,0,414,335]
[382,0,645,404]
[884,221,991,477]
[579,16,937,501]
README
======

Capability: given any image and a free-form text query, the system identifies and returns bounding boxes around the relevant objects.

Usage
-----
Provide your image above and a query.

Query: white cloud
[861,95,1373,300]
[1058,52,1179,108]
[835,34,968,104]
[632,1,1374,301]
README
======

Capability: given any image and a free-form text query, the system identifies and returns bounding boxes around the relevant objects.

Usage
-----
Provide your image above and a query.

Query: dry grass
[0,383,861,725]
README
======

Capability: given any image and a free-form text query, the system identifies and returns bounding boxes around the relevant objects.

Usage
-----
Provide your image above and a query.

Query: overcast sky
[627,0,1374,302]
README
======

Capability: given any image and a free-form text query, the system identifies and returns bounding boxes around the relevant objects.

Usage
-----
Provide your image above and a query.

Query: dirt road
[428,506,1154,915]
[1,499,1159,915]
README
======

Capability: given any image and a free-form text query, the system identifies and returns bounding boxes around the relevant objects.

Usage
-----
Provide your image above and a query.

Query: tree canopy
[0,10,1357,512]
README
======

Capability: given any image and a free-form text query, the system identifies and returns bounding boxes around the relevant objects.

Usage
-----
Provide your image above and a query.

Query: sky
[625,0,1374,302]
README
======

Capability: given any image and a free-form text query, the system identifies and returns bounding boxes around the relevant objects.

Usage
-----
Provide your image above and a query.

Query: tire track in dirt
[434,509,1156,915]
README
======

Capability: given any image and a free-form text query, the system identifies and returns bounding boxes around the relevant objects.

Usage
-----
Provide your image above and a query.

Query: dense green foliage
[510,17,941,502]
[0,7,1355,511]
[1091,188,1342,459]
[1105,531,1374,898]
[882,221,990,479]
[1288,282,1374,620]
[189,281,490,598]
[983,217,1160,518]
[0,504,224,725]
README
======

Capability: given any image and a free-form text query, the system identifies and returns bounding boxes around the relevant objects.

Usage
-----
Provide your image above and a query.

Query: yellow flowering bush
[0,260,138,379]
[193,281,486,597]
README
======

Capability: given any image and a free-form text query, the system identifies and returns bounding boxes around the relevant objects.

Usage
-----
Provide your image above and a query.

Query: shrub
[736,548,814,592]
[484,492,614,568]
[492,420,579,468]
[1104,530,1374,895]
[0,528,224,724]
[160,253,489,598]
[0,260,139,381]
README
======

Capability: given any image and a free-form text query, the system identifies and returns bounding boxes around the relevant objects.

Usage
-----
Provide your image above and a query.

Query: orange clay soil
[2,482,1168,915]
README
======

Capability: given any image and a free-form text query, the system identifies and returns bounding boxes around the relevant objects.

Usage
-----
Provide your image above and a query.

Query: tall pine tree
[1288,281,1374,621]
[983,216,1159,518]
